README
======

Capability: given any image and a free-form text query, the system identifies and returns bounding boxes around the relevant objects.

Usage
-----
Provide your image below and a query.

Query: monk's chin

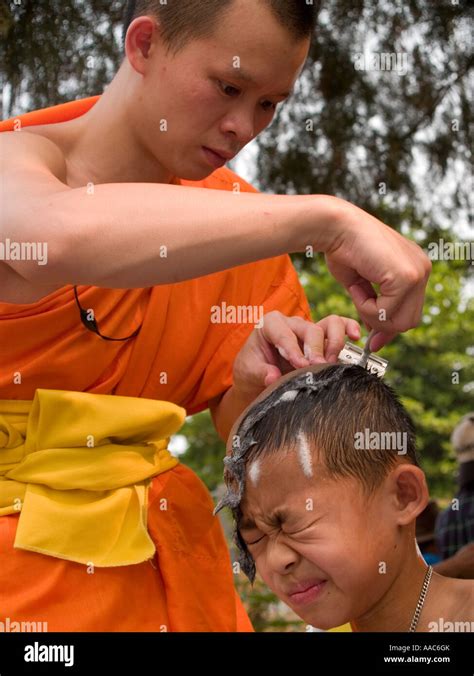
[177,165,218,182]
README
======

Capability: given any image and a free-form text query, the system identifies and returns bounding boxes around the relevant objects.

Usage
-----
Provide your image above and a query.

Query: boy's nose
[266,538,299,575]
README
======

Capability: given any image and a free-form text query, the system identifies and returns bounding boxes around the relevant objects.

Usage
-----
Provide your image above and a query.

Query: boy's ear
[389,464,429,526]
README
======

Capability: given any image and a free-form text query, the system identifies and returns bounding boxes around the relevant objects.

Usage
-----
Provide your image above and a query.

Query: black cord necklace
[73,285,141,342]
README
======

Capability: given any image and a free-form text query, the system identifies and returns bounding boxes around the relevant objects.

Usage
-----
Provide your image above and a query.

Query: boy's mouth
[285,579,327,606]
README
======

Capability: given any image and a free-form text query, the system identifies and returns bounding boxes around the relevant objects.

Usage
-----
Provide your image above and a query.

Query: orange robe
[0,97,312,631]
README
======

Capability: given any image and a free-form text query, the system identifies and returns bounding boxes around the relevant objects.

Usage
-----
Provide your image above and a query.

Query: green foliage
[178,411,226,494]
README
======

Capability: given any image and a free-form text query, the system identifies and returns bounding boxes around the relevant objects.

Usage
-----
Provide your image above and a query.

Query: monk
[0,0,431,632]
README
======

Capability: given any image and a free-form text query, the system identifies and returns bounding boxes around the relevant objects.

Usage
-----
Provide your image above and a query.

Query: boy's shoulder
[453,578,474,619]
[439,576,474,624]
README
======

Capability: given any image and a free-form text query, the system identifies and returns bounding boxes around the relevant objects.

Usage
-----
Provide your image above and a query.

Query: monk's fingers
[239,358,282,391]
[315,315,361,363]
[233,332,283,397]
[350,253,429,336]
[285,318,327,364]
[261,313,351,366]
[260,313,360,367]
[259,312,311,369]
[263,364,285,387]
[368,331,397,352]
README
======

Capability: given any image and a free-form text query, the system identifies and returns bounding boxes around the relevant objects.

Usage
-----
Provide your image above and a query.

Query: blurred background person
[435,413,474,579]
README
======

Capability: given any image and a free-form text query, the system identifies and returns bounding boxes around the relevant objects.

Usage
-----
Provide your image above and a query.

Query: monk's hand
[318,198,432,352]
[232,311,361,399]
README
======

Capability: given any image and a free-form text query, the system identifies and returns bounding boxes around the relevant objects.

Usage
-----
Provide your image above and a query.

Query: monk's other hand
[313,197,432,351]
[232,311,361,397]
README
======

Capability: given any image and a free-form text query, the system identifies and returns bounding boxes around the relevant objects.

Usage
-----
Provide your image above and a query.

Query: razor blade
[337,342,389,378]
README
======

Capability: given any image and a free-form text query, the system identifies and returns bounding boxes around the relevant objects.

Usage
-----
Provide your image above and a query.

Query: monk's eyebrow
[220,67,293,98]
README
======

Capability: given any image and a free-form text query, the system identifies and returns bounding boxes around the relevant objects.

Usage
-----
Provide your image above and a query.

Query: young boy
[215,364,474,632]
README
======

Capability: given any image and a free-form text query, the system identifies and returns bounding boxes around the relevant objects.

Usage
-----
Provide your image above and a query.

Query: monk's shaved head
[123,0,317,55]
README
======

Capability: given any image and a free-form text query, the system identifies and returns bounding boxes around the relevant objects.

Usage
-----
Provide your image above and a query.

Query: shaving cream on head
[248,458,261,486]
[296,430,313,478]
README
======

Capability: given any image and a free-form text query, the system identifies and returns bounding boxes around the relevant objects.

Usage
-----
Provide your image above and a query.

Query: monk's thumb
[263,364,282,387]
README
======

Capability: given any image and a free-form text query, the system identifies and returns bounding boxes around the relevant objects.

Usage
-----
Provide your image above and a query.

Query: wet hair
[214,364,419,582]
[122,0,317,54]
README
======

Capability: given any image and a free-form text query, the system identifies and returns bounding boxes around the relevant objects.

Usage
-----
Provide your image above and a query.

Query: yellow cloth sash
[0,389,186,567]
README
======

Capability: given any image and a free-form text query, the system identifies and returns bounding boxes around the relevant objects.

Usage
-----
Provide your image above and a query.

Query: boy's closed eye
[243,533,266,546]
[240,516,323,546]
[239,523,267,546]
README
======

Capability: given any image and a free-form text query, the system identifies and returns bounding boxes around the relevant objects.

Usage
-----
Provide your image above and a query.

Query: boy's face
[239,444,405,629]
[129,0,310,180]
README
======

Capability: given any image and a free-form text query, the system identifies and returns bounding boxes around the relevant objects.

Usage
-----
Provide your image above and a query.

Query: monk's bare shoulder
[0,129,72,302]
[0,128,69,255]
[0,128,68,186]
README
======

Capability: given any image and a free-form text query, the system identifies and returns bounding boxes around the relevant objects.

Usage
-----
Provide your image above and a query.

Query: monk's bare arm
[209,388,253,443]
[37,186,329,287]
[1,132,333,287]
[1,131,432,336]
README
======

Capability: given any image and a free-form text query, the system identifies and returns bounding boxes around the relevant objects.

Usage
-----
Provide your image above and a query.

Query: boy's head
[118,0,314,180]
[216,364,429,630]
